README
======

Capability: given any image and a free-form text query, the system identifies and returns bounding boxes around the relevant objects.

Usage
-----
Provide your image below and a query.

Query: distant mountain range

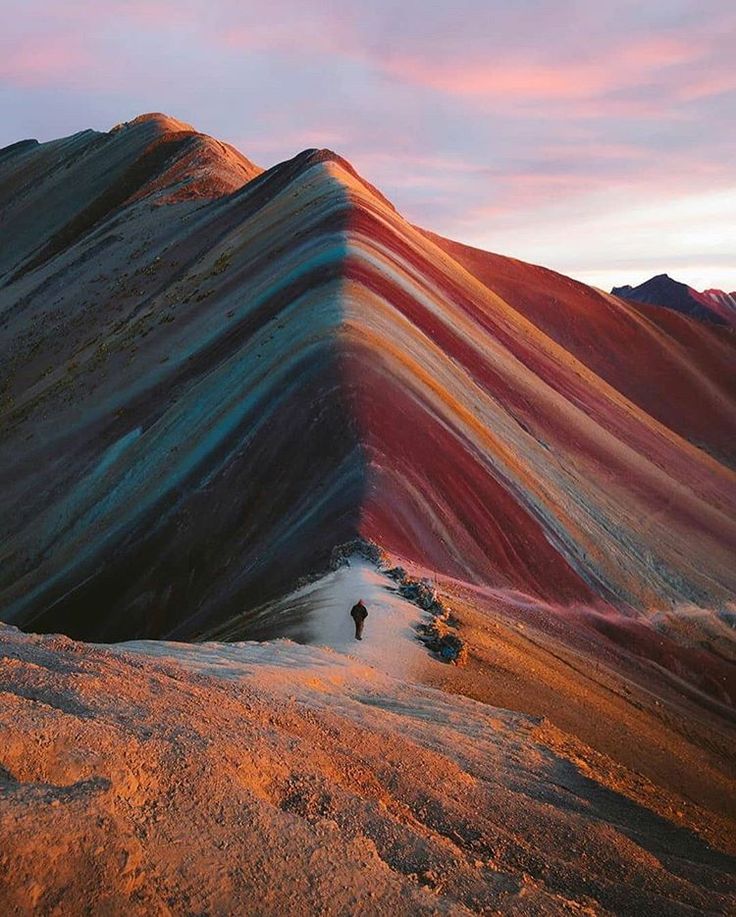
[612,274,736,328]
[1,114,735,641]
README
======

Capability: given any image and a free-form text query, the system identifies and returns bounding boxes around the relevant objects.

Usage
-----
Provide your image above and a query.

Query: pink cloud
[614,35,701,70]
[539,141,649,162]
[523,96,691,121]
[384,57,604,100]
[380,35,704,107]
[0,35,93,87]
[455,145,733,229]
[461,173,610,223]
[677,71,736,101]
[217,7,356,56]
[357,150,489,174]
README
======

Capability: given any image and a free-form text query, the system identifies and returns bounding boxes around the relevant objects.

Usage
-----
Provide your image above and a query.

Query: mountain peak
[1,112,735,914]
[0,115,263,281]
[111,111,197,135]
[282,146,398,213]
[612,274,734,327]
[298,146,345,163]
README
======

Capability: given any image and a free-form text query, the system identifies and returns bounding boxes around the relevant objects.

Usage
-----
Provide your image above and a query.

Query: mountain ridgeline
[1,114,735,641]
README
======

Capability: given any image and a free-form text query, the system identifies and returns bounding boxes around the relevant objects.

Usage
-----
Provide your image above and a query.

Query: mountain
[0,112,260,284]
[1,114,736,915]
[1,115,735,642]
[612,274,736,328]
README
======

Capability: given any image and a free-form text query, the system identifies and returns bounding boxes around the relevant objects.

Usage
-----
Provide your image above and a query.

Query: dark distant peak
[637,274,685,293]
[0,138,39,165]
[611,274,689,302]
[612,274,727,326]
[611,283,633,296]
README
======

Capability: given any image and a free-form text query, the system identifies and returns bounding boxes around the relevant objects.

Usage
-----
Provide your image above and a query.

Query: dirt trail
[203,558,438,680]
[300,559,434,678]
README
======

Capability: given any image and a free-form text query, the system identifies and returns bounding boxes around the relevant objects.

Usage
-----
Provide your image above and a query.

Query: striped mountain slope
[0,116,734,641]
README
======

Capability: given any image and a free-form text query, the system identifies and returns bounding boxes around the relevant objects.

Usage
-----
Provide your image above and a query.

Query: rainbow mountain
[1,113,735,641]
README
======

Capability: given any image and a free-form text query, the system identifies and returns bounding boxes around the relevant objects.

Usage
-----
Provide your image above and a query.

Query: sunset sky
[2,0,734,291]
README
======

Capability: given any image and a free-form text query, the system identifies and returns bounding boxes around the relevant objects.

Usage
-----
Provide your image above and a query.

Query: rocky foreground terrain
[2,559,736,915]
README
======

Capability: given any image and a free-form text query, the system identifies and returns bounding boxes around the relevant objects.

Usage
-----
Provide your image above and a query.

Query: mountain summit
[1,115,735,642]
[612,274,736,327]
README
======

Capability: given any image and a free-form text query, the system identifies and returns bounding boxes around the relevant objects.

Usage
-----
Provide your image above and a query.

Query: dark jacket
[350,602,368,622]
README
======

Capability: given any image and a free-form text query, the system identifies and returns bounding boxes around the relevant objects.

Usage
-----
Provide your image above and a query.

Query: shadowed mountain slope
[1,116,735,641]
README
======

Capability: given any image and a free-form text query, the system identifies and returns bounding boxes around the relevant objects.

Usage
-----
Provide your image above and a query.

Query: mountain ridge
[0,113,261,283]
[1,114,735,642]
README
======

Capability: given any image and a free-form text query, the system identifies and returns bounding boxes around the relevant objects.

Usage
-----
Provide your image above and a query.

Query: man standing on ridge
[350,600,368,640]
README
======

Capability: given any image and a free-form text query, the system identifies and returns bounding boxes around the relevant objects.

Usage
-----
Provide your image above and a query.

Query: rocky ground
[1,563,735,915]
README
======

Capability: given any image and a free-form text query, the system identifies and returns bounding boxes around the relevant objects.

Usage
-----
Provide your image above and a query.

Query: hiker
[350,600,368,640]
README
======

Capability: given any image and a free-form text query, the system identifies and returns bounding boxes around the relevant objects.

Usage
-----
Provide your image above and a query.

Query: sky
[2,0,735,291]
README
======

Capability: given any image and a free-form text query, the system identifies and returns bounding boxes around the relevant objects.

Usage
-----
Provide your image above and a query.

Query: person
[350,599,368,640]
